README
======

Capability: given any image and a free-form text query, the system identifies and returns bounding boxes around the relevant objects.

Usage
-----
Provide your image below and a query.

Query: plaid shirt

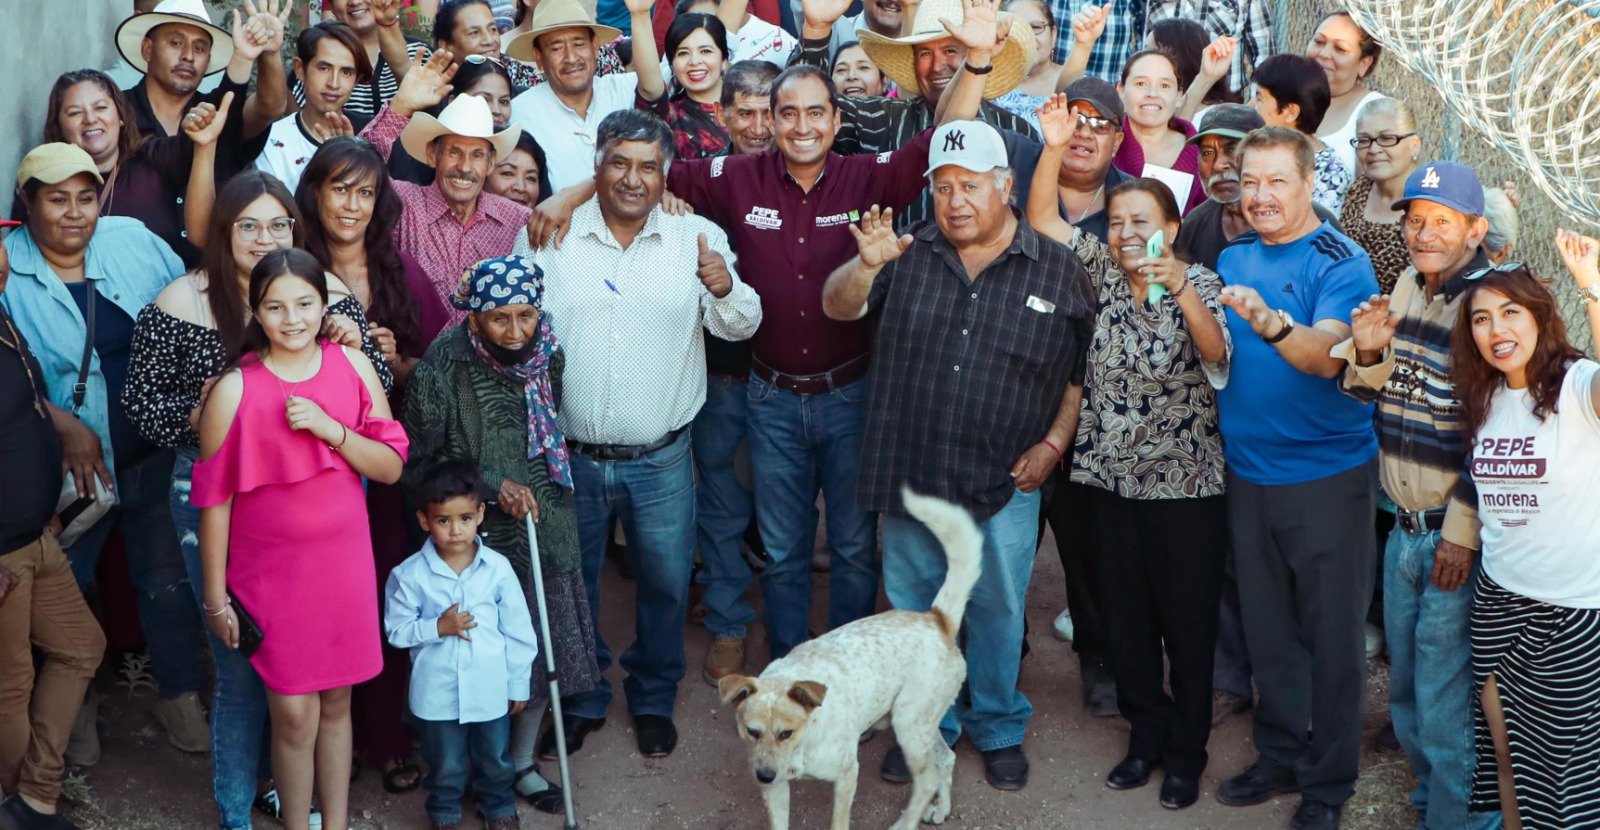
[858,216,1094,520]
[1145,0,1274,93]
[1052,0,1144,80]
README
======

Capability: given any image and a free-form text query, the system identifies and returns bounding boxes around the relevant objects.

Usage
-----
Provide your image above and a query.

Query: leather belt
[569,426,686,462]
[750,355,869,396]
[1395,506,1446,534]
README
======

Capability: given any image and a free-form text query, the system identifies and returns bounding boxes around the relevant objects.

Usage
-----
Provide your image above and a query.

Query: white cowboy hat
[116,0,235,77]
[400,94,521,166]
[857,0,1034,100]
[502,0,624,63]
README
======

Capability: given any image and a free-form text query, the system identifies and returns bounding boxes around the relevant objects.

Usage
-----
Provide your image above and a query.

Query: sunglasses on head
[1463,261,1526,281]
[463,53,504,67]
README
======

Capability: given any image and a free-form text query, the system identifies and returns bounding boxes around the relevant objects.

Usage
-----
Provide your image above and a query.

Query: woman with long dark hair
[195,248,407,830]
[123,167,389,828]
[293,136,446,794]
[1451,261,1600,829]
[626,4,733,159]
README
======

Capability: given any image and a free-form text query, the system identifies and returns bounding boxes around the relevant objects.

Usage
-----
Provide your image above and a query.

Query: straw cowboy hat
[857,0,1034,100]
[116,0,235,76]
[400,94,521,166]
[502,0,624,63]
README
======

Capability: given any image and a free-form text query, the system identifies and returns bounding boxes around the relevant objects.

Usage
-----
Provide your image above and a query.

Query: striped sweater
[1333,253,1488,549]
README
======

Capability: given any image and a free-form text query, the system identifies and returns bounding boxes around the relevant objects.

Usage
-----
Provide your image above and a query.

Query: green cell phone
[1146,229,1167,305]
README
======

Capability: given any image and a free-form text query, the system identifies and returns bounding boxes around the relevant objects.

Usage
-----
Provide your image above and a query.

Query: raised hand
[802,0,856,32]
[1130,245,1187,296]
[1349,294,1399,356]
[1037,94,1076,149]
[1557,227,1600,289]
[372,0,404,28]
[697,234,733,298]
[1199,36,1237,82]
[624,0,654,15]
[309,111,357,142]
[939,0,1009,57]
[1070,3,1109,46]
[182,91,234,147]
[849,206,914,269]
[229,5,273,62]
[392,48,458,118]
[246,0,294,56]
[437,602,477,641]
[1501,180,1520,208]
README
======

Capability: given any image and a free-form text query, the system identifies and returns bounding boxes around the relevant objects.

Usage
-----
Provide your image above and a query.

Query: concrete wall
[0,2,132,201]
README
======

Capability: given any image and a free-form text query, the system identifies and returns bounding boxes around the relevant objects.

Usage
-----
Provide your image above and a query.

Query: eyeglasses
[1463,261,1526,281]
[1075,112,1119,137]
[233,217,297,239]
[1350,132,1417,149]
[1027,21,1051,35]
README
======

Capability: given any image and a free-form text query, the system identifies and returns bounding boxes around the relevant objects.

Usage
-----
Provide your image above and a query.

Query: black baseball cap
[1064,77,1125,126]
[1185,103,1264,146]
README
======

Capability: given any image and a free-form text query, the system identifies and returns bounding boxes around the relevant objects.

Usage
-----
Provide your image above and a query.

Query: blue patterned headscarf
[455,256,572,490]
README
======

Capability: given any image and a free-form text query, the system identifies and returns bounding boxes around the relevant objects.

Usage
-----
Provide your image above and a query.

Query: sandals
[383,758,423,794]
[514,765,566,815]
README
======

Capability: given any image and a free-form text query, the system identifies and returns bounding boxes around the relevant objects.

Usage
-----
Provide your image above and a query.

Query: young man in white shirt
[256,22,374,192]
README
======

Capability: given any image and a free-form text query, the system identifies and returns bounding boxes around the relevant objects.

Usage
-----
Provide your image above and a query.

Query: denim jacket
[1,217,183,481]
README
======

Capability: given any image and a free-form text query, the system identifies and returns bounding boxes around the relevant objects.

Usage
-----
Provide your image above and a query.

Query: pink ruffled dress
[192,341,410,695]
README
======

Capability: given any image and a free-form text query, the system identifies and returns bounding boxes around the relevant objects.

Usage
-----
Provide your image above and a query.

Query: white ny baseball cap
[924,121,1009,177]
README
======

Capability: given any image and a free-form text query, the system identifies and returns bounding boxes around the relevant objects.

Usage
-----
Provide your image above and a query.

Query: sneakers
[1363,622,1384,660]
[0,795,82,830]
[702,637,746,686]
[1052,608,1075,642]
[1210,690,1254,726]
[64,692,99,768]
[153,691,210,753]
[253,789,323,829]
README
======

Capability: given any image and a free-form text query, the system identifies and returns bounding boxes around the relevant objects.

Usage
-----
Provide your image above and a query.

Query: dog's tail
[902,486,984,641]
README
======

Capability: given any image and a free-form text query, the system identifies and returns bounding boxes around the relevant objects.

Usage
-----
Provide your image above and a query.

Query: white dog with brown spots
[719,487,983,830]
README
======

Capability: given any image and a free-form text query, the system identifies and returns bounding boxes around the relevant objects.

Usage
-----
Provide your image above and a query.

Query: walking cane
[525,512,580,830]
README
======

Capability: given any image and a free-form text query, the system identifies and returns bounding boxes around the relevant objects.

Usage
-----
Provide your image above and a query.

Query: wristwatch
[1262,309,1295,344]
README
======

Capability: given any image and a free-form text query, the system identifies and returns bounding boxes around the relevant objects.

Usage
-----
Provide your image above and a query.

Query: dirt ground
[59,528,1418,830]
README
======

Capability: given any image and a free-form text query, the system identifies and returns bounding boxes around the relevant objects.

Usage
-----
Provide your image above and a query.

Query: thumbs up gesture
[697,233,733,298]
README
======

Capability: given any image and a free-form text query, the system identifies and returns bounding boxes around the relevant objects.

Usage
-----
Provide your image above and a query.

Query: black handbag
[228,589,264,657]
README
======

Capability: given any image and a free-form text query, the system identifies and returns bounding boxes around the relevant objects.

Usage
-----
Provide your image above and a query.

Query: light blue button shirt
[0,217,183,481]
[384,539,538,724]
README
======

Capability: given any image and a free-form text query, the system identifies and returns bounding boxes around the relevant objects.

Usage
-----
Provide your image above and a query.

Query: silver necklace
[1066,184,1106,225]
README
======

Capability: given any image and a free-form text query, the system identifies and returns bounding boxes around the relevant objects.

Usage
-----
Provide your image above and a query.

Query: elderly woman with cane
[401,256,599,815]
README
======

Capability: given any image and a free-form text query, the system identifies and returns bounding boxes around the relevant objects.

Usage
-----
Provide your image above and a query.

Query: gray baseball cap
[1185,104,1265,146]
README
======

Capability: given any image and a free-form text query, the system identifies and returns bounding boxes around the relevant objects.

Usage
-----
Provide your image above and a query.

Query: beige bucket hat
[502,0,624,63]
[857,0,1034,100]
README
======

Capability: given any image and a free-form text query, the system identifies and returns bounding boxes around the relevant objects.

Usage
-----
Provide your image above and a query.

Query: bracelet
[1582,284,1600,304]
[1169,279,1190,300]
[964,61,995,75]
[204,600,230,617]
[328,424,348,452]
[1040,437,1066,469]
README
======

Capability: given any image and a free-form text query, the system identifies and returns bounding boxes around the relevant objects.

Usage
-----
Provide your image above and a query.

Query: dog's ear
[719,674,759,707]
[787,680,828,711]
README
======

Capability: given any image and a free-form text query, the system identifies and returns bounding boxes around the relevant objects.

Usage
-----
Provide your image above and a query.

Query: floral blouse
[124,287,391,450]
[637,90,729,160]
[1065,230,1232,500]
[1313,146,1354,216]
[1340,176,1409,294]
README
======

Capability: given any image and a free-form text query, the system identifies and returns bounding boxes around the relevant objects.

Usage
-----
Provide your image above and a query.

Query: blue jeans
[747,376,878,658]
[173,447,272,830]
[415,715,516,824]
[1383,525,1501,830]
[882,487,1040,751]
[64,448,203,699]
[692,375,756,639]
[567,430,697,719]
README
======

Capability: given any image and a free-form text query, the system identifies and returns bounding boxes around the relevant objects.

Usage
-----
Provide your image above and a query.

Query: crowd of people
[0,1,1594,829]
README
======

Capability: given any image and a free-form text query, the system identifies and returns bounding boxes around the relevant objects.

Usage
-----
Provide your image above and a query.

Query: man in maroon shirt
[662,66,931,659]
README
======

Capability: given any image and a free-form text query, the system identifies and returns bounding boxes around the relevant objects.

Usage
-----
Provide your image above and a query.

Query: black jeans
[1088,488,1226,777]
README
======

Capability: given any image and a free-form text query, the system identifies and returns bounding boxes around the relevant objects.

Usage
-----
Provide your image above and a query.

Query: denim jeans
[881,487,1040,751]
[747,376,878,659]
[567,430,697,719]
[173,447,272,830]
[64,448,202,699]
[415,715,515,824]
[1383,525,1501,830]
[692,375,756,639]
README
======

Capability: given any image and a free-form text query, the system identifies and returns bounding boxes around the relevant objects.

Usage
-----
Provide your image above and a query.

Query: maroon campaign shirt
[666,130,933,376]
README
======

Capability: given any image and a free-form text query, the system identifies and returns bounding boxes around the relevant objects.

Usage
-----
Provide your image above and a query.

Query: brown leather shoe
[703,637,746,686]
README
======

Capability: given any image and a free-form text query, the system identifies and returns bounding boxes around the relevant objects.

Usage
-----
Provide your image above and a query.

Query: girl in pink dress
[193,248,408,830]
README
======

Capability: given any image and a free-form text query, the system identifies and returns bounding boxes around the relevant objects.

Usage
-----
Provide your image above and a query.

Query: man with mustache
[529,109,761,761]
[1333,162,1502,830]
[360,49,531,326]
[507,0,638,192]
[794,0,1041,225]
[115,0,289,167]
[1176,104,1338,272]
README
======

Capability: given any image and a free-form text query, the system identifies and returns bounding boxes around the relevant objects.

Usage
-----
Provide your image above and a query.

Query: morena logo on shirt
[745,206,782,230]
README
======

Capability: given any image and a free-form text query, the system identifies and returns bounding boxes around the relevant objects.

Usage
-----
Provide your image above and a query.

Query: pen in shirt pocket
[604,278,621,295]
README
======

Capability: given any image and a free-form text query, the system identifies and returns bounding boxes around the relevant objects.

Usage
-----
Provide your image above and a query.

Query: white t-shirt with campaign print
[1474,358,1600,608]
